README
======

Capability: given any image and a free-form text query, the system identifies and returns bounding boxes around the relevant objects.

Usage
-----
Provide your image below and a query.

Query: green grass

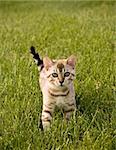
[0,1,116,150]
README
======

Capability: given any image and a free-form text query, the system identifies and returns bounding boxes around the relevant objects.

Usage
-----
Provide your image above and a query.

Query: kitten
[30,46,76,130]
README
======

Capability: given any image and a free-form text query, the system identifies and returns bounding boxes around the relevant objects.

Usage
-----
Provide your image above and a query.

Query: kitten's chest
[55,96,68,108]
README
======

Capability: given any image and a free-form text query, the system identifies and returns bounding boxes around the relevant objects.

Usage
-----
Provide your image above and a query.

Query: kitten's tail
[30,46,44,70]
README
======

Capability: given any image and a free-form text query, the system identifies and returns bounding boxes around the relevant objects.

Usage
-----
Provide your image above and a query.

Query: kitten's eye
[64,72,70,77]
[52,73,58,78]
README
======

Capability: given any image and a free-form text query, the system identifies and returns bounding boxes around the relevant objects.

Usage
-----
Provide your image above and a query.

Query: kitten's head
[43,55,76,88]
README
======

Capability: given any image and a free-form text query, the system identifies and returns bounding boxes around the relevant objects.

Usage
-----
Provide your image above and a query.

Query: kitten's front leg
[64,101,76,121]
[64,110,74,121]
[41,109,52,130]
[41,101,55,130]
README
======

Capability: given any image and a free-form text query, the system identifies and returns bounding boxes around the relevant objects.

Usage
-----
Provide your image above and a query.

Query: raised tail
[30,46,44,70]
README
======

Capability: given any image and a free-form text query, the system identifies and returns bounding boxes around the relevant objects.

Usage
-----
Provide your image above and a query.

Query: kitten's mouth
[59,84,65,87]
[59,81,64,87]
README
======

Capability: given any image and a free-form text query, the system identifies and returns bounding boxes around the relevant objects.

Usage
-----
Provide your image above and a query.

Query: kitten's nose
[59,80,64,86]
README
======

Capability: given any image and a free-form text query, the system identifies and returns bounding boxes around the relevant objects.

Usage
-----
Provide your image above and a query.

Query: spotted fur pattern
[30,46,76,130]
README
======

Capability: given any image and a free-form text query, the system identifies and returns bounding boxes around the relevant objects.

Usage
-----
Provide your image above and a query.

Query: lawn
[0,1,116,150]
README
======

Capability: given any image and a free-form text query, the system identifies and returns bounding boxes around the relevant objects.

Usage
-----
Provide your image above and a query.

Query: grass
[0,1,116,150]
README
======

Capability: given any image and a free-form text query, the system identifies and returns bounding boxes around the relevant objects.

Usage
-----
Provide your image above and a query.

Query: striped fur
[30,47,76,130]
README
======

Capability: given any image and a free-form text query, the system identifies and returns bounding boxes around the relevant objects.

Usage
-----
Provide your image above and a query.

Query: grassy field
[0,1,116,150]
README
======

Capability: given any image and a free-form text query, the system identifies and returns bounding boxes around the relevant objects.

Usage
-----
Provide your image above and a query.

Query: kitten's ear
[67,55,76,68]
[43,56,53,69]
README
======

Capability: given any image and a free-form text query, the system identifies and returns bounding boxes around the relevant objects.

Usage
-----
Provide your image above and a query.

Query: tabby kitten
[30,46,76,130]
